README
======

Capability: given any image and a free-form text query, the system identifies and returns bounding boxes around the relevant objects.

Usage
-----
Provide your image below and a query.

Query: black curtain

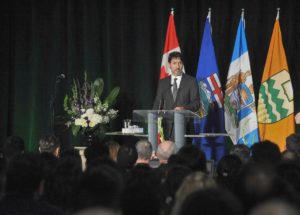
[0,0,299,151]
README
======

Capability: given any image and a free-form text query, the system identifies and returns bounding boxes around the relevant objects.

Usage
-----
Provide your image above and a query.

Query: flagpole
[241,8,245,28]
[276,8,280,20]
[207,8,211,21]
[171,7,174,15]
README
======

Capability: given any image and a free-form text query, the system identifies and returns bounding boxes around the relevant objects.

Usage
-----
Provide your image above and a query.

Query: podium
[133,110,202,151]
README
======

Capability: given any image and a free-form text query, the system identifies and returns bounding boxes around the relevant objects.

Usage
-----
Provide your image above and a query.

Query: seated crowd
[0,133,300,215]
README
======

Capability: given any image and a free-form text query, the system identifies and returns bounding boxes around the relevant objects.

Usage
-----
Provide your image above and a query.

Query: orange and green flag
[257,15,295,151]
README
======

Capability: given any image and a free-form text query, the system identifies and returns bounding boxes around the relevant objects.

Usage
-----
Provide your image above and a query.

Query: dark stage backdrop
[0,0,299,151]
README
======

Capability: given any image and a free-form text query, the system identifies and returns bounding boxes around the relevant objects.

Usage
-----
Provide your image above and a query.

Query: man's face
[169,57,183,76]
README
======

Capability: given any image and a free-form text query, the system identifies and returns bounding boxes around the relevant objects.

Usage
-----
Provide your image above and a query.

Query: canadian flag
[160,9,183,79]
[158,9,182,143]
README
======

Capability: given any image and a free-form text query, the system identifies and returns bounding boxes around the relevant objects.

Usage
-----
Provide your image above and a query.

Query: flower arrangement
[64,73,119,138]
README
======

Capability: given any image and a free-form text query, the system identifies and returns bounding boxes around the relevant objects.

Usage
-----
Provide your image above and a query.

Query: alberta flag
[193,12,225,161]
[224,12,259,146]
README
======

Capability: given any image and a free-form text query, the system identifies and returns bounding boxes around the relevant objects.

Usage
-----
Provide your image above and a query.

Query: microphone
[57,74,66,79]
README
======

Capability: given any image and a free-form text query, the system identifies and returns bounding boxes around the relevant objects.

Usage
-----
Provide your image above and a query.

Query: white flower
[89,113,102,127]
[75,118,88,127]
[86,108,95,115]
[81,109,86,113]
[103,116,109,123]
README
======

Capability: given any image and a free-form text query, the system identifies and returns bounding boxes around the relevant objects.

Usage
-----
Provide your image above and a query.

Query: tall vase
[81,125,107,147]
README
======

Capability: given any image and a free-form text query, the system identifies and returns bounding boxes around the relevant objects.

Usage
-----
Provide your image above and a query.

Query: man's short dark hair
[286,133,300,153]
[168,51,183,63]
[38,135,60,154]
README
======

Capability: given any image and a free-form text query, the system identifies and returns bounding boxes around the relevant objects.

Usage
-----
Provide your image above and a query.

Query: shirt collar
[171,75,182,81]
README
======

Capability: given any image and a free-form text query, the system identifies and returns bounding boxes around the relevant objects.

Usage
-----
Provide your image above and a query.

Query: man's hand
[174,106,185,111]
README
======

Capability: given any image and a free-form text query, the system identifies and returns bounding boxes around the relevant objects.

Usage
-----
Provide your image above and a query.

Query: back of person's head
[135,139,152,161]
[249,200,300,215]
[234,162,280,212]
[172,171,217,215]
[176,144,207,172]
[286,133,300,154]
[162,165,192,215]
[6,153,43,197]
[84,141,109,167]
[277,160,300,194]
[251,140,281,165]
[117,143,138,170]
[121,164,161,215]
[73,164,123,212]
[178,188,243,215]
[230,144,250,163]
[106,140,120,162]
[168,51,182,63]
[281,150,299,162]
[2,136,25,162]
[43,154,83,211]
[38,135,60,157]
[157,140,176,163]
[216,154,242,191]
[74,207,118,215]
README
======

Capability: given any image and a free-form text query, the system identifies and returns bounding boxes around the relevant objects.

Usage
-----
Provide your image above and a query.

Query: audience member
[234,162,300,213]
[216,154,242,192]
[38,135,61,157]
[135,139,152,165]
[161,165,192,215]
[177,188,243,215]
[121,164,161,215]
[249,200,300,215]
[281,150,299,162]
[286,133,300,154]
[229,144,250,164]
[2,135,25,163]
[0,153,63,214]
[277,160,300,195]
[175,144,207,173]
[74,207,118,215]
[43,154,82,213]
[84,141,109,167]
[106,140,120,162]
[157,140,176,164]
[73,164,123,213]
[251,140,281,165]
[117,142,138,177]
[172,171,217,215]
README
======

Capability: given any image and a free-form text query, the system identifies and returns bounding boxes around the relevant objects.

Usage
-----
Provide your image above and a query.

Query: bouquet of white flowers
[64,73,119,138]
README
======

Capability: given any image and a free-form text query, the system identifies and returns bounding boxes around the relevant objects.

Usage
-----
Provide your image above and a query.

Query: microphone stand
[50,77,63,134]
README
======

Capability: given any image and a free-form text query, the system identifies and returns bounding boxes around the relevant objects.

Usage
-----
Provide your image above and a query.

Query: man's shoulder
[182,74,197,83]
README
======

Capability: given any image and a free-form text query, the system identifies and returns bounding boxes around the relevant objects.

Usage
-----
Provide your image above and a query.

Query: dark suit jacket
[153,73,200,111]
[153,74,200,140]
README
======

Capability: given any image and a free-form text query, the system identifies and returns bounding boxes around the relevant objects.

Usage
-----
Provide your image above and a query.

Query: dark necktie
[173,78,178,100]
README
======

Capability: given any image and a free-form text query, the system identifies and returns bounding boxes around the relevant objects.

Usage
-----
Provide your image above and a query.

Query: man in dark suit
[153,51,200,142]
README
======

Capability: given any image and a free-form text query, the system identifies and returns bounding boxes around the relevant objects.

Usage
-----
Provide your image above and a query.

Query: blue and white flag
[193,12,225,161]
[224,12,259,146]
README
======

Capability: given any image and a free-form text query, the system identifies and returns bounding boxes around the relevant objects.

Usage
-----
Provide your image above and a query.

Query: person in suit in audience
[153,51,200,145]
